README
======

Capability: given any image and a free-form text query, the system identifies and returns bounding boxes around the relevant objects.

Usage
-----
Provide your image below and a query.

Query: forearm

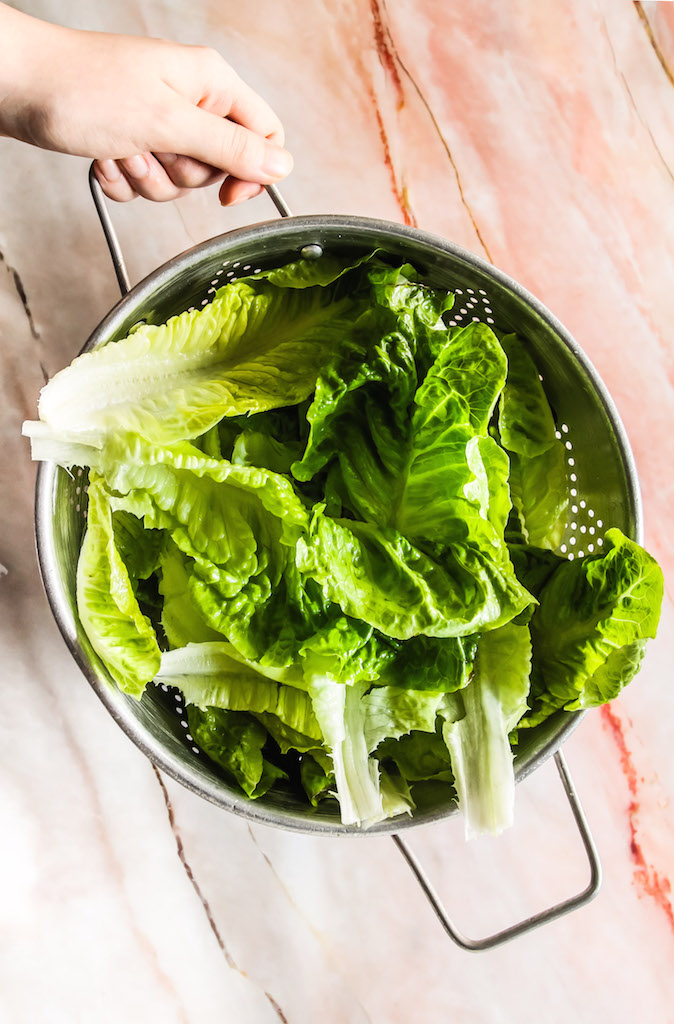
[0,4,72,145]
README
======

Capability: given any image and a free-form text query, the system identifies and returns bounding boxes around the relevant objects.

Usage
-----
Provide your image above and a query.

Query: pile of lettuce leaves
[24,253,664,838]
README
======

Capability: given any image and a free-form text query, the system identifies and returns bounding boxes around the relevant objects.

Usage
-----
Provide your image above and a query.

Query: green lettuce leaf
[307,675,383,827]
[158,542,225,648]
[72,438,310,637]
[98,435,307,542]
[254,251,377,290]
[76,476,161,698]
[253,715,322,755]
[498,335,568,548]
[111,509,164,581]
[187,706,286,798]
[508,543,568,600]
[362,686,444,752]
[84,437,397,690]
[382,634,477,692]
[183,535,391,679]
[300,753,335,806]
[294,319,532,634]
[23,272,367,456]
[297,508,531,639]
[507,542,566,625]
[441,622,532,838]
[231,430,304,476]
[522,528,664,727]
[376,729,453,784]
[367,262,455,372]
[305,665,443,825]
[156,642,321,739]
[380,768,415,818]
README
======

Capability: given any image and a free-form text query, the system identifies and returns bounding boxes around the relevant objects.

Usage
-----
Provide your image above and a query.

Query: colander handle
[392,750,601,951]
[88,164,292,295]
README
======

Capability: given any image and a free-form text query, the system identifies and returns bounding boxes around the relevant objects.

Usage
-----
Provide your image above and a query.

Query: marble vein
[600,706,674,934]
[154,768,291,1024]
[377,0,493,261]
[153,767,237,969]
[367,0,417,226]
[0,246,47,383]
[634,0,674,88]
[600,13,674,185]
[245,823,374,1024]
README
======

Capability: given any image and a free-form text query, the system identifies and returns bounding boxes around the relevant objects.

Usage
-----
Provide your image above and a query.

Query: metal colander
[34,170,641,949]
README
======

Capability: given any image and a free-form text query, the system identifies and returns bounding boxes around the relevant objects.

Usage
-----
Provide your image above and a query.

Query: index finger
[169,46,285,146]
[224,70,285,147]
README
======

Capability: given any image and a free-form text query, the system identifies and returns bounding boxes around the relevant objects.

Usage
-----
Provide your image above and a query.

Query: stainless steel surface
[393,750,602,950]
[35,164,643,944]
[300,242,324,260]
[88,164,131,294]
[265,183,292,219]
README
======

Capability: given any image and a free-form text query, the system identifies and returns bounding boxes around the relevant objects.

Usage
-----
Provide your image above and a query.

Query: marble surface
[1,1,673,1021]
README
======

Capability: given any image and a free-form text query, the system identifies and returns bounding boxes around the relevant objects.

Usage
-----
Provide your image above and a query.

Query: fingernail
[122,154,149,179]
[225,184,264,207]
[155,152,177,165]
[98,159,121,183]
[261,145,293,180]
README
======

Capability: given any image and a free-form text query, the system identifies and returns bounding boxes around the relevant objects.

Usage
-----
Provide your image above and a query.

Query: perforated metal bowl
[33,177,640,947]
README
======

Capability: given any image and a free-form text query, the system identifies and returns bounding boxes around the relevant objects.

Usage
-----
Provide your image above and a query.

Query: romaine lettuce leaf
[158,542,226,648]
[367,262,455,371]
[156,642,321,738]
[508,446,569,550]
[498,335,568,548]
[23,272,367,455]
[253,715,322,755]
[231,430,304,476]
[294,318,532,635]
[186,706,286,798]
[508,543,568,600]
[376,729,453,784]
[300,753,335,806]
[111,510,164,581]
[362,685,444,752]
[76,476,161,697]
[441,622,532,838]
[380,768,415,819]
[306,667,446,825]
[522,528,663,727]
[74,438,310,645]
[297,508,531,639]
[255,251,377,290]
[381,634,477,692]
[307,676,384,827]
[184,536,391,679]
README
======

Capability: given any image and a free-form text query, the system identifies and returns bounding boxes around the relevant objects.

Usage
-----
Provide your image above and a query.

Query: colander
[34,166,641,950]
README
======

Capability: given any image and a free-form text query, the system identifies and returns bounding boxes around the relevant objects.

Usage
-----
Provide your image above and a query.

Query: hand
[0,5,292,205]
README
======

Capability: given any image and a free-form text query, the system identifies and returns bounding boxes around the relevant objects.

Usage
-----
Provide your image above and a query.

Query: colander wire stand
[88,164,602,950]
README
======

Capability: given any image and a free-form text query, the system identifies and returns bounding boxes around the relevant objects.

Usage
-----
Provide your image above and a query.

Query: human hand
[0,5,292,205]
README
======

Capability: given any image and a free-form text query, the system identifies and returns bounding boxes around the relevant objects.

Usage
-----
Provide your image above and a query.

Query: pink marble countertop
[1,1,673,1021]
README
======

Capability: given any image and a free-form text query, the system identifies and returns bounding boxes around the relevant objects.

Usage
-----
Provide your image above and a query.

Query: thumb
[166,100,293,184]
